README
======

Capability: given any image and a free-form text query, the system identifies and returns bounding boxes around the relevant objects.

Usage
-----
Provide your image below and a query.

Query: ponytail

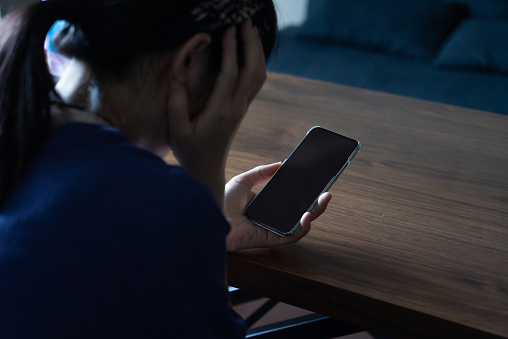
[0,1,62,204]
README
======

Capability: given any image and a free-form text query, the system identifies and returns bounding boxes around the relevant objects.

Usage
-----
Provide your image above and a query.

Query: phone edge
[245,128,361,237]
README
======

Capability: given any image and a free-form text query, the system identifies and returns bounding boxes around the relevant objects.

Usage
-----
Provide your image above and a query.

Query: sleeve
[128,189,246,339]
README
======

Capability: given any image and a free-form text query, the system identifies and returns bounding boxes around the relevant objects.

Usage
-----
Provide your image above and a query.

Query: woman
[0,0,331,337]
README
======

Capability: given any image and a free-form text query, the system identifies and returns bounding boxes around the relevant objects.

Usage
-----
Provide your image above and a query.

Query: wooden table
[226,73,508,338]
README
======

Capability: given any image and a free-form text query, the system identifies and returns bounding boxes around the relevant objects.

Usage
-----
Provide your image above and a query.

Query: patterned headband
[45,0,264,29]
[43,0,268,53]
[191,0,265,31]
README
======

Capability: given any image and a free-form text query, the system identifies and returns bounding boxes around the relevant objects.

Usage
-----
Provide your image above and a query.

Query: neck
[53,57,171,158]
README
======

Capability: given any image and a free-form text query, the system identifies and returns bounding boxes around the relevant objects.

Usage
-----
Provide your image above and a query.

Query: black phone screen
[245,127,360,236]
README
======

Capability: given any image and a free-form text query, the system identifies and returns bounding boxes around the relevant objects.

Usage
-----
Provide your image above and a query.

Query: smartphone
[245,126,360,236]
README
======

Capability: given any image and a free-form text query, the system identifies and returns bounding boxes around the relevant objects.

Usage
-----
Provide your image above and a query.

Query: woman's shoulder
[39,122,199,190]
[6,122,225,233]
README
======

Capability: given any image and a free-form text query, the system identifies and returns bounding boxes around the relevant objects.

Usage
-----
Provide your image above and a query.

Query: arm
[131,191,245,338]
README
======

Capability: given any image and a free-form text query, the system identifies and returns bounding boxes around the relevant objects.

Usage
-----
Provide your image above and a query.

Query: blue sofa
[267,0,508,115]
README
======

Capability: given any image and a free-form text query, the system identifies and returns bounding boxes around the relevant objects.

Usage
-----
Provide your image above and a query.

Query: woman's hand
[167,20,266,207]
[224,163,332,252]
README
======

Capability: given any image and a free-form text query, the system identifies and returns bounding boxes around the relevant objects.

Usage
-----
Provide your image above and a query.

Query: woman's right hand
[224,163,332,252]
[166,20,267,207]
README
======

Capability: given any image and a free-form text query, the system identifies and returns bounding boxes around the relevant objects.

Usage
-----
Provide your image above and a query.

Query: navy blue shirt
[0,123,245,338]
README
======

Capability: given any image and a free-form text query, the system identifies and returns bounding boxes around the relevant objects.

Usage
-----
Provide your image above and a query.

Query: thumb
[234,162,281,189]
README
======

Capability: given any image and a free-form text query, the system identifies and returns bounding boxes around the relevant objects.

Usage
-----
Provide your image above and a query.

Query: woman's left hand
[224,163,332,252]
[167,20,266,208]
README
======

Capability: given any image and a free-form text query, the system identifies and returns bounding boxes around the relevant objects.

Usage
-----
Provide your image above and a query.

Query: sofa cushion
[434,20,508,74]
[297,0,467,59]
[268,27,508,115]
[446,0,508,20]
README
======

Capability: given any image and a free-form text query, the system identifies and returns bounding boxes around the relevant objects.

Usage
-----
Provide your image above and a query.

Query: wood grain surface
[226,73,508,338]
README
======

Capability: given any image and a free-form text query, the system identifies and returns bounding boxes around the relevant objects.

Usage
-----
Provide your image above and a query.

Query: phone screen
[245,127,360,236]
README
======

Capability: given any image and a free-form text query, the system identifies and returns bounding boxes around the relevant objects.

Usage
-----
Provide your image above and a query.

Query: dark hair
[0,0,277,205]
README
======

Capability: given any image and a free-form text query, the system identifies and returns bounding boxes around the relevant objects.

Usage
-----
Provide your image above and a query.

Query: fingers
[298,212,313,237]
[201,21,265,131]
[211,21,266,109]
[238,20,267,103]
[311,193,332,221]
[268,213,312,248]
[216,26,239,98]
[279,193,331,246]
[201,27,238,120]
[273,193,331,246]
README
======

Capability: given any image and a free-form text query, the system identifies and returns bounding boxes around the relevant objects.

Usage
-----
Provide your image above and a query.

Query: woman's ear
[169,32,218,121]
[170,33,212,87]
